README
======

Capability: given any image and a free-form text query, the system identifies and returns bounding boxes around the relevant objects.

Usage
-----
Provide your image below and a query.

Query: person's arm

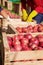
[26,5,43,22]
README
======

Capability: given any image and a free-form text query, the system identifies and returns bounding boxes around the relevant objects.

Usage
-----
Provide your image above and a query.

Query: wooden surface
[4,61,43,65]
[2,32,43,62]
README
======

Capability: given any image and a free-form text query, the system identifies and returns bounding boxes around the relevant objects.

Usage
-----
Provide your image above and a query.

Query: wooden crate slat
[10,61,43,65]
[2,32,10,51]
[9,50,43,61]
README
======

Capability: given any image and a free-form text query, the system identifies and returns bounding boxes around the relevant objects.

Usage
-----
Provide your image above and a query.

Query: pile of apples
[16,24,43,33]
[7,34,43,51]
[3,9,20,18]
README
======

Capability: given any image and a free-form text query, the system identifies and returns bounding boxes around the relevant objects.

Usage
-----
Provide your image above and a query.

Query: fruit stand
[0,1,43,65]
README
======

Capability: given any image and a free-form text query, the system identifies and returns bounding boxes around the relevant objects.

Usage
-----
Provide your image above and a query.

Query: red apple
[37,35,43,43]
[21,38,29,50]
[27,25,33,33]
[25,34,32,40]
[13,40,21,45]
[31,44,38,50]
[33,25,39,32]
[21,38,29,45]
[18,34,24,40]
[16,27,22,33]
[22,27,28,33]
[40,42,43,47]
[30,37,39,50]
[38,25,43,32]
[7,36,12,41]
[31,37,39,45]
[29,42,33,46]
[7,36,13,46]
[23,46,31,50]
[13,35,19,41]
[10,48,15,51]
[27,25,33,30]
[14,44,22,51]
[38,47,43,50]
[13,40,22,51]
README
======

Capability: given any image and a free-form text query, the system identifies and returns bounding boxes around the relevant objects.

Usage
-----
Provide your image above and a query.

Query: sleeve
[0,7,3,12]
[21,0,26,9]
[35,6,43,13]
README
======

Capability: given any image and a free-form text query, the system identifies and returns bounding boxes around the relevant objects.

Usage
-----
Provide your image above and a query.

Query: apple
[25,34,32,40]
[23,46,31,50]
[38,47,43,50]
[10,47,15,51]
[30,37,39,49]
[21,38,29,45]
[13,40,22,51]
[16,27,22,33]
[40,42,43,47]
[27,25,33,33]
[36,35,43,43]
[7,36,13,47]
[33,25,38,32]
[13,35,19,41]
[22,27,28,33]
[38,25,43,32]
[13,40,21,45]
[31,44,38,50]
[27,25,33,30]
[18,34,24,40]
[21,38,29,50]
[14,44,22,51]
[30,37,39,45]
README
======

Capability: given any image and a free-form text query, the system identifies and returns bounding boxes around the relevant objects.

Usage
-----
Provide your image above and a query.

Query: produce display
[16,24,43,33]
[3,9,20,18]
[7,34,43,51]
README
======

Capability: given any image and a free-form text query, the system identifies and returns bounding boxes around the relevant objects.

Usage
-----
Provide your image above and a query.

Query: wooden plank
[4,63,11,65]
[11,61,43,65]
[2,32,10,52]
[8,50,43,61]
[7,32,43,37]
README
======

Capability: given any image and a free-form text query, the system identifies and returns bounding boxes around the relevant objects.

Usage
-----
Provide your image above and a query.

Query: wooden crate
[2,18,36,31]
[2,32,43,64]
[8,21,37,33]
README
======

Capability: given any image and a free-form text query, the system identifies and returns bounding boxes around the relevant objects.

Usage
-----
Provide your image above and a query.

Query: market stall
[0,0,43,65]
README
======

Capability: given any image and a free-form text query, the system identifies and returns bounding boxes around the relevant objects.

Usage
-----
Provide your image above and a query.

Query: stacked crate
[2,21,43,65]
[2,32,43,65]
